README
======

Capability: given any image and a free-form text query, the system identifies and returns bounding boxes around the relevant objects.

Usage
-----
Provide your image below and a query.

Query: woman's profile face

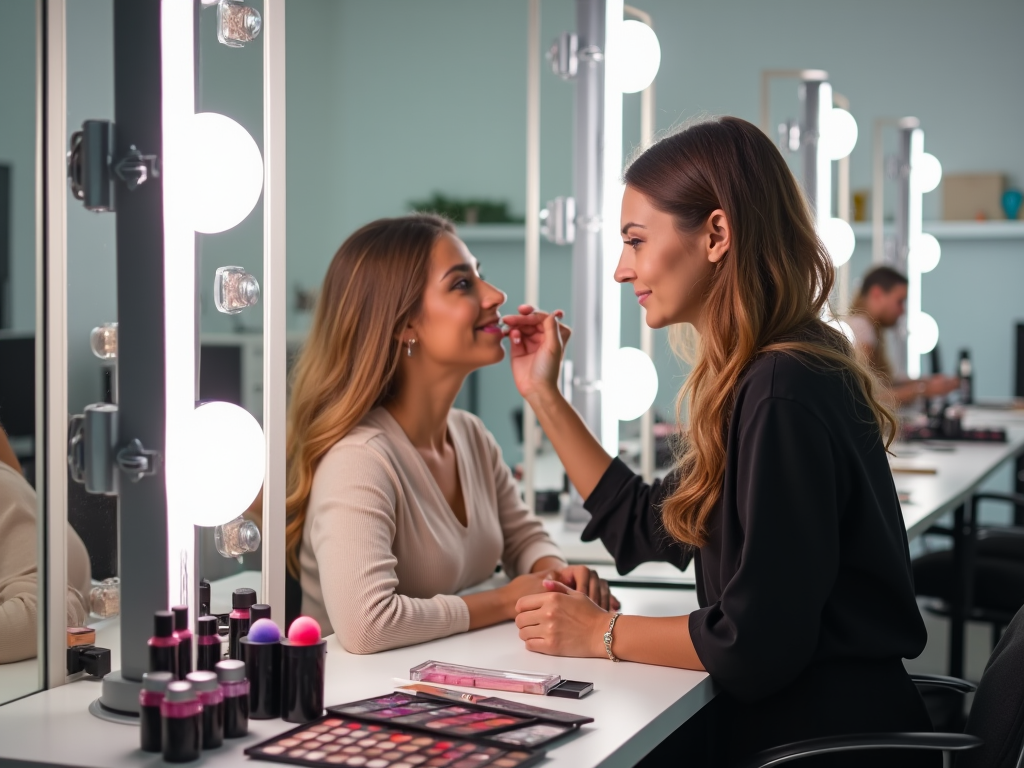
[615,185,719,329]
[409,233,507,372]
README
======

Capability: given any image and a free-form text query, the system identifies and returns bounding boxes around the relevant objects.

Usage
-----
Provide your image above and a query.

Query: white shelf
[852,220,1024,241]
[454,224,527,242]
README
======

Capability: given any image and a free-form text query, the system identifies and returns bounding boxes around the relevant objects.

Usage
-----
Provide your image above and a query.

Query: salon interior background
[2,0,1022,469]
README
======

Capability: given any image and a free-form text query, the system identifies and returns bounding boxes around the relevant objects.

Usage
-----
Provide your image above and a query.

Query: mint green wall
[0,0,37,334]
[284,0,1024,464]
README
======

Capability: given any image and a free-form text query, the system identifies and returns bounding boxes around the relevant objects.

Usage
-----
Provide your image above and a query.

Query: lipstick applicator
[148,611,179,677]
[195,615,221,671]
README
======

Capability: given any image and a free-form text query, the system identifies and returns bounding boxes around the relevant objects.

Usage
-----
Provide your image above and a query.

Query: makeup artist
[286,214,616,656]
[504,118,936,766]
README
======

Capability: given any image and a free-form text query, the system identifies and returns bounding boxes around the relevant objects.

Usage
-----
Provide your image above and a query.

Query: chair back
[957,603,1024,767]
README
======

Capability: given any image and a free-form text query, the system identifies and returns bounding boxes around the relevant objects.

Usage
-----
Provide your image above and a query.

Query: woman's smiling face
[614,185,730,330]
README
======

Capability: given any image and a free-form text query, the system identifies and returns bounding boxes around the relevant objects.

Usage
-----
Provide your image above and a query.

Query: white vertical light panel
[522,0,541,514]
[262,0,287,616]
[813,81,833,234]
[44,0,69,689]
[160,0,196,611]
[601,0,625,457]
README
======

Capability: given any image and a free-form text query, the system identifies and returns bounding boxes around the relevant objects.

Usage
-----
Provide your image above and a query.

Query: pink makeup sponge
[287,616,321,646]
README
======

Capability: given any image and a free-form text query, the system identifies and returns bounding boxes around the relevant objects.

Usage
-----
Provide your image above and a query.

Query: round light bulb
[617,20,661,94]
[823,108,858,161]
[605,347,658,422]
[90,322,118,360]
[190,112,264,234]
[912,233,941,274]
[820,217,856,267]
[908,311,940,356]
[914,152,942,194]
[184,401,265,527]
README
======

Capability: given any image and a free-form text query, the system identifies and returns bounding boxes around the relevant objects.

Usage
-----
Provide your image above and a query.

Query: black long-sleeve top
[582,351,927,703]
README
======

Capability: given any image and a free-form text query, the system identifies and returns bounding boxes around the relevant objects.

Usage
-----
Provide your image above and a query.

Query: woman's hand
[553,565,621,612]
[496,571,561,620]
[515,581,610,658]
[503,305,572,404]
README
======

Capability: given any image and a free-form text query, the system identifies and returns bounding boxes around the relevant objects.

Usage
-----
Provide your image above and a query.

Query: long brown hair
[624,117,896,548]
[285,214,455,576]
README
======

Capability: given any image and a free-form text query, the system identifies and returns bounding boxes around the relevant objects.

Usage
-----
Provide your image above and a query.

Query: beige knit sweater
[0,463,92,664]
[300,407,563,654]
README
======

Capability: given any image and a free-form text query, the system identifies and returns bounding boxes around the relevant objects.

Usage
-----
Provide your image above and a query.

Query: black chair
[914,492,1024,650]
[740,603,1024,767]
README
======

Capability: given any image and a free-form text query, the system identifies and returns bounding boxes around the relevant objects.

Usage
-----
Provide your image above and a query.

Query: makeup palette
[245,716,543,768]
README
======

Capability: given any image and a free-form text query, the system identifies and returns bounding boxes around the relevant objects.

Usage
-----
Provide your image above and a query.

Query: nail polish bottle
[187,671,224,749]
[196,615,221,671]
[171,605,192,679]
[280,616,326,724]
[149,611,179,677]
[240,618,281,719]
[216,659,249,738]
[228,587,257,660]
[160,681,202,763]
[139,671,173,752]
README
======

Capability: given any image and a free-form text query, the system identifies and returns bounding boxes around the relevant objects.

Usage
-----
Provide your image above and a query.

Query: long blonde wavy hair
[285,214,455,577]
[624,117,897,548]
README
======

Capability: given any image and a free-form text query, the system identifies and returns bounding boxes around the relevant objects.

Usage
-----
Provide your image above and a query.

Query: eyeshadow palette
[245,716,543,768]
[327,693,589,748]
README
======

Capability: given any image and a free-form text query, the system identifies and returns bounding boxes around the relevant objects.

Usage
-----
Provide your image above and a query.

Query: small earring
[406,338,417,357]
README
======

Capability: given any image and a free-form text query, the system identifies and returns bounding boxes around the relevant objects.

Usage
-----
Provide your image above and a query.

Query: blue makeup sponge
[247,618,281,643]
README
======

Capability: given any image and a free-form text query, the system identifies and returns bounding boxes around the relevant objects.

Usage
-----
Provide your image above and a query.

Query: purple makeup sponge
[247,618,281,643]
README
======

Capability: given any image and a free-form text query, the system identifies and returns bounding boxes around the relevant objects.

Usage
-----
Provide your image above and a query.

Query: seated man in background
[0,424,91,664]
[847,265,959,405]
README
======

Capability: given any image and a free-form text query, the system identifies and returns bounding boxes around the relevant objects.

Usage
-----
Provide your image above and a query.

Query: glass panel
[65,0,118,653]
[195,0,266,621]
[0,0,42,703]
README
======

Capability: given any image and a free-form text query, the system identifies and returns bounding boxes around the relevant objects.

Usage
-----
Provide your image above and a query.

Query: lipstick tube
[139,671,173,752]
[148,611,179,677]
[196,615,222,672]
[160,681,202,763]
[216,659,249,738]
[228,587,257,660]
[171,605,192,679]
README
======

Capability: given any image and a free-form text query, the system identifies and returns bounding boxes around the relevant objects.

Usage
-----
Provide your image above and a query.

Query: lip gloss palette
[244,716,543,768]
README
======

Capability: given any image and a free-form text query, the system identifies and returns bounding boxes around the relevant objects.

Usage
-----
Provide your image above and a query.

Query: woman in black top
[503,117,935,766]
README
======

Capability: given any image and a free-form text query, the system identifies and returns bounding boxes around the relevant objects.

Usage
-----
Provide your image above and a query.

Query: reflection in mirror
[0,0,42,704]
[196,0,266,623]
[65,0,117,662]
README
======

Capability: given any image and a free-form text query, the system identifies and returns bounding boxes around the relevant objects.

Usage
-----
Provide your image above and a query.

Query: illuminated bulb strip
[600,0,625,456]
[814,81,833,235]
[161,0,196,611]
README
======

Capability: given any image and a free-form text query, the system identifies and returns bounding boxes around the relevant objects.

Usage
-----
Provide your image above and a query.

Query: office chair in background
[742,601,1024,768]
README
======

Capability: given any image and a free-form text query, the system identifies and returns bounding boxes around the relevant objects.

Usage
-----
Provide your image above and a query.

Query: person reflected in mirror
[846,266,959,404]
[287,214,617,654]
[0,424,91,664]
[503,118,937,766]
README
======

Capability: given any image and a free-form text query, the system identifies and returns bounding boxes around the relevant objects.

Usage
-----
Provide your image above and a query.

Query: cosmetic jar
[187,671,224,749]
[139,671,173,752]
[196,615,221,671]
[160,681,202,763]
[216,659,250,738]
[149,610,179,676]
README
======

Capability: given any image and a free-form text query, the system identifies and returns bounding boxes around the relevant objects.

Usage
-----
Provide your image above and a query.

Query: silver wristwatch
[603,613,622,662]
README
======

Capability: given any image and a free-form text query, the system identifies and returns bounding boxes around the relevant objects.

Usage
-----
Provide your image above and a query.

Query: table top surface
[0,587,710,768]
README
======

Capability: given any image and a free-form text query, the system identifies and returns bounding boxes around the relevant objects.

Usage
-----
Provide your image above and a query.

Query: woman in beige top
[287,214,616,654]
[0,426,91,663]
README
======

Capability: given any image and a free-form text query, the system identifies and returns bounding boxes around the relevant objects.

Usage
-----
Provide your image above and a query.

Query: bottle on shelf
[959,349,973,405]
